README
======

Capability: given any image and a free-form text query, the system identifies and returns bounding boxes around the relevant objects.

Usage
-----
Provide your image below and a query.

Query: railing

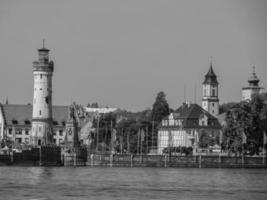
[1,149,266,168]
[84,154,267,168]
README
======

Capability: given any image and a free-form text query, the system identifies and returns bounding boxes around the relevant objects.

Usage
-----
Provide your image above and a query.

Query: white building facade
[0,104,68,146]
[157,103,222,155]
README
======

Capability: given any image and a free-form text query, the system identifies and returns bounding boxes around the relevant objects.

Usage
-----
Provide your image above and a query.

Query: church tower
[31,41,54,146]
[202,62,219,117]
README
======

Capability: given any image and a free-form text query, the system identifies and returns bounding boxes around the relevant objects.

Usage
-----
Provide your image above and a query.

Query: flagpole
[146,127,148,154]
[127,128,130,153]
[263,131,266,165]
[140,133,143,156]
[137,128,140,155]
[242,142,244,167]
[96,113,100,153]
[151,120,154,153]
[110,120,113,155]
[120,128,123,154]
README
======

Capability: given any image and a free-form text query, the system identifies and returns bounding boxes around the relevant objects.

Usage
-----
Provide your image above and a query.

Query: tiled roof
[52,105,69,126]
[162,103,221,129]
[0,104,68,126]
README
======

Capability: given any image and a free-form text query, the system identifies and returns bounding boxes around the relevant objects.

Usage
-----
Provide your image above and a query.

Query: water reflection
[0,167,266,200]
[27,167,53,185]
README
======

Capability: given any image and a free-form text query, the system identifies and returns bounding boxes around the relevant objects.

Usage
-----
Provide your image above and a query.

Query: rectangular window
[15,138,22,144]
[59,130,63,136]
[8,128,12,134]
[212,89,216,97]
[39,126,42,132]
[25,138,29,144]
[40,74,42,79]
[39,110,42,116]
[16,129,22,135]
[25,130,29,135]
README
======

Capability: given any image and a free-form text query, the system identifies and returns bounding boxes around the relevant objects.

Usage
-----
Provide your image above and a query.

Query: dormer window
[24,120,31,125]
[12,119,18,125]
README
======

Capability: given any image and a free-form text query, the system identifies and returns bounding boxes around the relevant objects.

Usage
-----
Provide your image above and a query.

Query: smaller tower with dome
[242,66,265,101]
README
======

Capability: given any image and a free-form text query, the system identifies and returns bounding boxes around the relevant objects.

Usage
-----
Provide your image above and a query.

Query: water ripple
[0,167,266,200]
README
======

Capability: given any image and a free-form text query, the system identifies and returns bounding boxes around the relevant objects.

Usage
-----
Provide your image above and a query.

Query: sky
[0,0,266,111]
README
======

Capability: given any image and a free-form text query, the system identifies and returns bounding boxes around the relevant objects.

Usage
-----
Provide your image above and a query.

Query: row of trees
[221,93,267,155]
[90,92,267,156]
[90,91,170,154]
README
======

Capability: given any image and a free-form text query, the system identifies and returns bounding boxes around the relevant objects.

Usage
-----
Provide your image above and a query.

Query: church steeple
[203,62,218,85]
[202,60,219,117]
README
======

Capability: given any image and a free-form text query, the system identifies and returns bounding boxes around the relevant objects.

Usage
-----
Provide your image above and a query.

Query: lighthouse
[31,41,54,146]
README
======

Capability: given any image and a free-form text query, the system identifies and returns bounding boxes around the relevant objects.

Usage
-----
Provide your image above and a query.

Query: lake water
[0,167,266,200]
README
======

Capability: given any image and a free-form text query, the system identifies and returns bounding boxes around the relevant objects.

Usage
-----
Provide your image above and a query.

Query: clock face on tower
[68,128,72,135]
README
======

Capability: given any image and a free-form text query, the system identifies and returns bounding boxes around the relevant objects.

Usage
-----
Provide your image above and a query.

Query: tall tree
[151,91,170,123]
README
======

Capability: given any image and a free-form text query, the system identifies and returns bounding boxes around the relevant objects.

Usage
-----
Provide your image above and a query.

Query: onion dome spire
[248,65,260,87]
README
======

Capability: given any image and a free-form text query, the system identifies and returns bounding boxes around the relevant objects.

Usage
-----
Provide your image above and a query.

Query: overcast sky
[0,0,266,111]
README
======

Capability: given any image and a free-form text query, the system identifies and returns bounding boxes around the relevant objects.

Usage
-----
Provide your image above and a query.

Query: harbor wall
[1,149,267,168]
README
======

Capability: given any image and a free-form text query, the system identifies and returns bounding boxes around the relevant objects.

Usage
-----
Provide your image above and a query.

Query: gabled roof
[203,64,218,85]
[0,104,68,126]
[162,103,221,129]
[52,105,68,125]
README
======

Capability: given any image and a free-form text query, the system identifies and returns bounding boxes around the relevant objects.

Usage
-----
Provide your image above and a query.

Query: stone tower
[65,103,80,148]
[31,41,54,146]
[242,66,265,102]
[202,62,219,117]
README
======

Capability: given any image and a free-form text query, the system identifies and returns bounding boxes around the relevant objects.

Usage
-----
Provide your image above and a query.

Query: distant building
[0,104,67,145]
[85,107,118,114]
[157,102,222,155]
[202,63,219,117]
[242,66,265,101]
[0,103,96,146]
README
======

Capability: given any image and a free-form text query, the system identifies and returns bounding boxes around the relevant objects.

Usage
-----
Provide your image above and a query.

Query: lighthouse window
[39,126,42,132]
[45,96,49,104]
[40,74,43,79]
[59,130,63,136]
[212,89,216,96]
[39,110,42,116]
